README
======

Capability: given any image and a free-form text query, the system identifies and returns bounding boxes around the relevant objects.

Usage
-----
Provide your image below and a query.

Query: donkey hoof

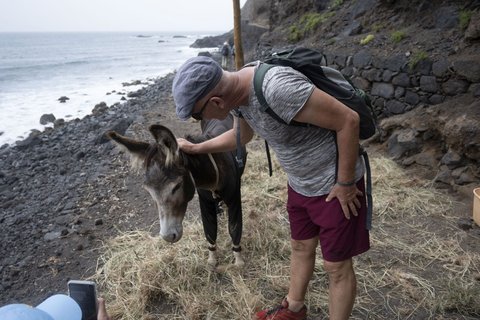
[208,250,218,266]
[233,251,245,268]
[234,259,245,268]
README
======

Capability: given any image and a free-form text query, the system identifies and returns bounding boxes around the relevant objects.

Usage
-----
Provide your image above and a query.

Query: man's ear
[210,96,225,110]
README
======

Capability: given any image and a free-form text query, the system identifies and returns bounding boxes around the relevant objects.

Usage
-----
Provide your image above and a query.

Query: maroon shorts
[287,178,370,262]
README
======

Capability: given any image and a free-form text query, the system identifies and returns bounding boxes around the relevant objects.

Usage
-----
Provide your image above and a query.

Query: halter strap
[207,153,220,198]
[188,171,196,188]
[187,153,220,198]
[207,153,219,190]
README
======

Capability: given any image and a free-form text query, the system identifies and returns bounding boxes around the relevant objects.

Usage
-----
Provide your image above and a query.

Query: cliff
[196,0,480,198]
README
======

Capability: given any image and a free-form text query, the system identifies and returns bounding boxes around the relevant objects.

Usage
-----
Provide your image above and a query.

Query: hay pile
[94,147,480,319]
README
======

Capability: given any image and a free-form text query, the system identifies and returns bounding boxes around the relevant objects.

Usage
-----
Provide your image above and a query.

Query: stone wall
[315,48,480,193]
[320,49,480,118]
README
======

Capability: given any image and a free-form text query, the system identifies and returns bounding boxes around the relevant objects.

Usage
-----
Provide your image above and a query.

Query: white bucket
[474,188,480,227]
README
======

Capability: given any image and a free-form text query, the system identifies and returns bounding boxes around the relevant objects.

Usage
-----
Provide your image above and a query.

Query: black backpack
[250,47,374,229]
[253,47,376,139]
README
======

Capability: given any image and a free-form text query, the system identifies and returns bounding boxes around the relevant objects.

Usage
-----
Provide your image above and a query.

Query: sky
[0,0,248,32]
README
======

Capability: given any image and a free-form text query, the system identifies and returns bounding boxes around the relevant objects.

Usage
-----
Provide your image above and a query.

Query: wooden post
[232,0,244,70]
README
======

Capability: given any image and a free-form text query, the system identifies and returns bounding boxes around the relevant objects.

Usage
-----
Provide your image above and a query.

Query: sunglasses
[191,98,210,121]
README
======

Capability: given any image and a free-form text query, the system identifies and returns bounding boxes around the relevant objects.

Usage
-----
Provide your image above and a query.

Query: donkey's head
[107,125,195,243]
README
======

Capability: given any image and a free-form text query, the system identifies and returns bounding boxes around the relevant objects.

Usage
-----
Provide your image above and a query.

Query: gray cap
[172,56,223,120]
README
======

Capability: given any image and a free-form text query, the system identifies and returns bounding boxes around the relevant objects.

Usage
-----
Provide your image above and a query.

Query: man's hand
[326,184,363,219]
[97,298,111,320]
[176,138,197,154]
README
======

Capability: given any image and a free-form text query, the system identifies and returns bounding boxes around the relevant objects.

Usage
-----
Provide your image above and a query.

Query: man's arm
[293,88,363,218]
[177,116,254,154]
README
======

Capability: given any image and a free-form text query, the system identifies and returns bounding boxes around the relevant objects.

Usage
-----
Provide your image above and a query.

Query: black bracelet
[336,180,356,187]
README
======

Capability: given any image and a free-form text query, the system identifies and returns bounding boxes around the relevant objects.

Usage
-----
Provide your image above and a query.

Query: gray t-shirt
[238,62,365,197]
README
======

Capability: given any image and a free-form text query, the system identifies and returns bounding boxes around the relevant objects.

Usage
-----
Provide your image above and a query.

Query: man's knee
[323,259,354,282]
[291,238,318,258]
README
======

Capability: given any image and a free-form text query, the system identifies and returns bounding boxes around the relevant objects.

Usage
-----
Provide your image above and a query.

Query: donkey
[107,115,246,267]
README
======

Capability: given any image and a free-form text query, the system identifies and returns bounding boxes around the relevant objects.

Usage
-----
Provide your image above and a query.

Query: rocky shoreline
[0,72,201,305]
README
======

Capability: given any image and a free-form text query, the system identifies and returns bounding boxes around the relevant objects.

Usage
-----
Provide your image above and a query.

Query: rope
[207,153,220,198]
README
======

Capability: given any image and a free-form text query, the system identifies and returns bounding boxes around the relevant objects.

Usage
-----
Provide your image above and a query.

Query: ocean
[0,32,219,146]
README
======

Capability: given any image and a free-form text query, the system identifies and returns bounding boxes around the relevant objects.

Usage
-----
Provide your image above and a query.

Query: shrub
[391,30,406,43]
[372,23,384,33]
[288,25,302,42]
[331,0,344,9]
[459,10,472,30]
[360,34,375,45]
[300,13,324,34]
[409,51,429,70]
[287,12,334,43]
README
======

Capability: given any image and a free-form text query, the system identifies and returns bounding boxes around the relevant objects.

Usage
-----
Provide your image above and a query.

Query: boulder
[432,59,450,77]
[452,56,480,82]
[371,82,394,99]
[392,73,410,87]
[385,54,407,72]
[40,114,56,125]
[386,100,407,114]
[434,6,459,29]
[387,128,420,159]
[465,11,480,41]
[442,79,470,96]
[92,102,108,116]
[420,76,438,93]
[353,50,372,68]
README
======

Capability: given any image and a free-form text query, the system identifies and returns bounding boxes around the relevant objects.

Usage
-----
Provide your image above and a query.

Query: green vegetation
[459,10,472,30]
[300,13,324,34]
[409,50,429,70]
[288,12,335,42]
[331,0,344,9]
[327,37,336,45]
[372,22,385,33]
[288,25,302,43]
[360,34,374,45]
[391,30,406,43]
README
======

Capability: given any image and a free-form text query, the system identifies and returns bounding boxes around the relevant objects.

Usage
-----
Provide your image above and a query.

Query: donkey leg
[198,190,218,266]
[232,245,244,267]
[208,244,218,266]
[225,182,244,267]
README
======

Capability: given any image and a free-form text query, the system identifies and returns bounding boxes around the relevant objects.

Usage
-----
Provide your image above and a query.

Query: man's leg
[323,258,356,320]
[221,56,227,69]
[286,237,318,311]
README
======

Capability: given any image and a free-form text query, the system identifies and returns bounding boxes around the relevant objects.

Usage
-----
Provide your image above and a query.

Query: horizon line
[0,30,230,34]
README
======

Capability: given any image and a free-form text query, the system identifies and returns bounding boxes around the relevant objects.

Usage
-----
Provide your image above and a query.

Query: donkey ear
[149,125,180,167]
[149,124,179,153]
[107,131,150,163]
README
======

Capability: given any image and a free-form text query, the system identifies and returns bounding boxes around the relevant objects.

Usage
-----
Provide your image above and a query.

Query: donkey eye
[171,182,182,194]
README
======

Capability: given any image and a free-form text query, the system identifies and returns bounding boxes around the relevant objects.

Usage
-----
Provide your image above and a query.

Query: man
[172,56,370,320]
[221,41,231,69]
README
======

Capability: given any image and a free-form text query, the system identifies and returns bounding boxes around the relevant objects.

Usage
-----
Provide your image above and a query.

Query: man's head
[172,56,223,121]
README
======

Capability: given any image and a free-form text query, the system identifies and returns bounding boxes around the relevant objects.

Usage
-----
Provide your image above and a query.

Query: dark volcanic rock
[40,114,56,125]
[0,73,180,307]
[58,96,69,103]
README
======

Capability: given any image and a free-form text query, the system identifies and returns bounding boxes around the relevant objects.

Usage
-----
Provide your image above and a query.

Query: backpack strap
[253,63,310,127]
[360,148,373,230]
[253,63,274,112]
[235,113,244,168]
[253,63,275,177]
